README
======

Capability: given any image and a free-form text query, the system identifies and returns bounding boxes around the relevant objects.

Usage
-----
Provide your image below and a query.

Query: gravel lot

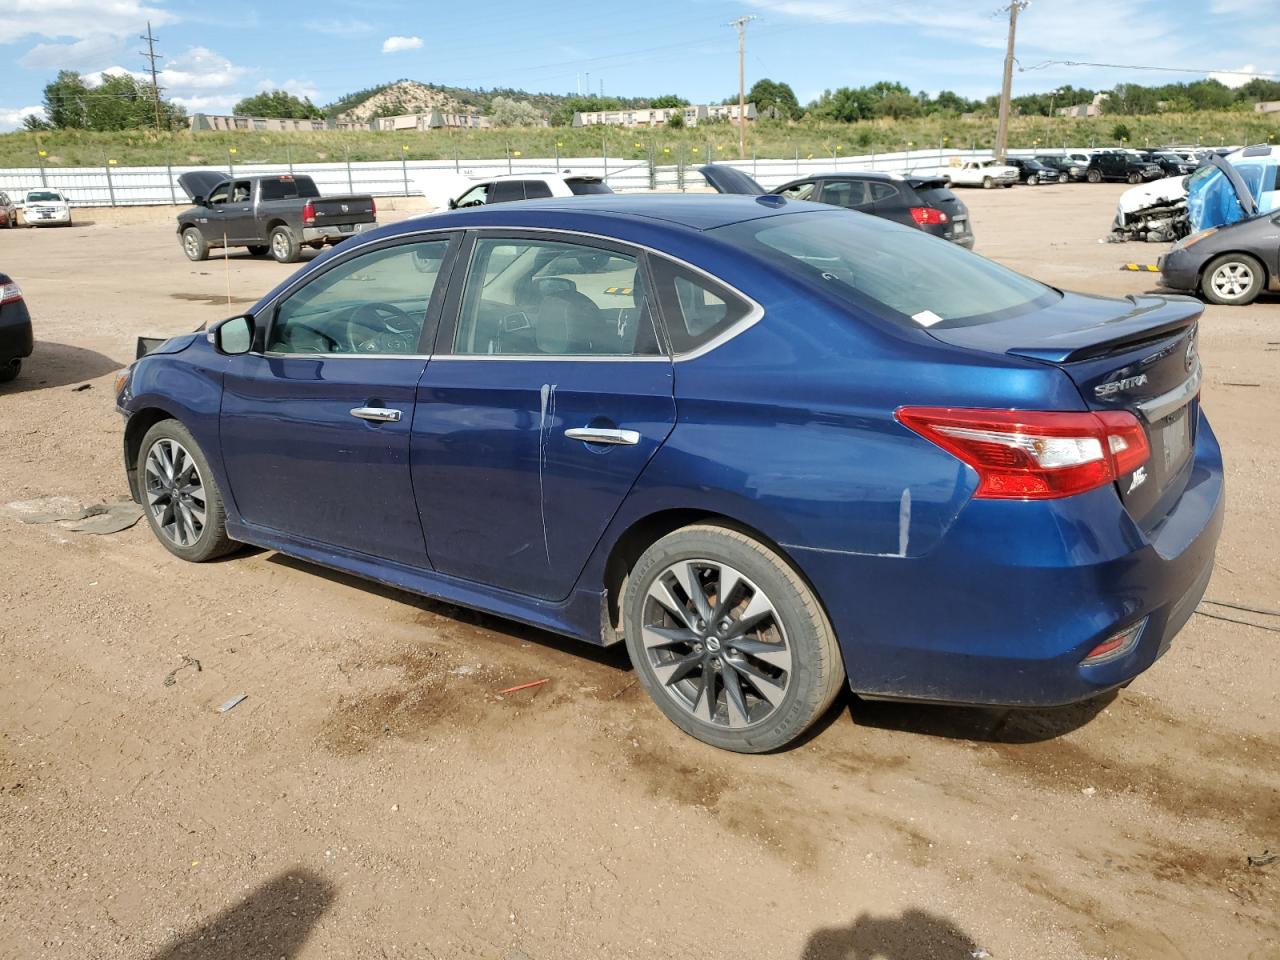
[0,185,1276,960]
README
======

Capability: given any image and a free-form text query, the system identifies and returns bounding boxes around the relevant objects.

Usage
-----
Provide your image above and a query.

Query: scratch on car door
[538,383,557,565]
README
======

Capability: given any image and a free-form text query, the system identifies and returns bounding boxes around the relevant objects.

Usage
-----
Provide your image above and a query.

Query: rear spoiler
[1006,295,1202,364]
[905,177,951,190]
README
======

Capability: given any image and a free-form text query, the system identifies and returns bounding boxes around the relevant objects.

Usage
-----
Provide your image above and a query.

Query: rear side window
[259,176,320,201]
[490,181,526,204]
[868,182,899,202]
[566,179,611,195]
[650,259,753,355]
[524,180,554,200]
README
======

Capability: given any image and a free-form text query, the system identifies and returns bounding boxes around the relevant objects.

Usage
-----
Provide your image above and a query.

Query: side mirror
[448,198,458,210]
[210,315,254,355]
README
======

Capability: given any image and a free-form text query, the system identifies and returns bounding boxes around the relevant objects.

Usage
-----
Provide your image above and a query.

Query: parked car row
[0,189,74,227]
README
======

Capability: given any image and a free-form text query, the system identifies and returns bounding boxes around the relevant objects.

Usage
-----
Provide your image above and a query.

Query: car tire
[137,420,239,563]
[622,523,845,753]
[1201,253,1265,306]
[982,176,993,189]
[1127,172,1142,184]
[0,359,20,383]
[247,245,269,256]
[181,227,209,262]
[1027,175,1039,186]
[270,226,301,264]
[1087,169,1102,183]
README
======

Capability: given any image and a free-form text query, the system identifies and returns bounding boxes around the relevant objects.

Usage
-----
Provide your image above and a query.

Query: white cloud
[169,94,240,114]
[1208,64,1271,89]
[19,35,126,70]
[306,18,374,35]
[256,78,322,102]
[0,0,176,40]
[82,65,147,86]
[160,46,251,92]
[0,105,47,132]
[381,35,423,54]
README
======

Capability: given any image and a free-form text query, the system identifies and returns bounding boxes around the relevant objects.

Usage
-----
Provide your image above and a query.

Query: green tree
[666,111,684,129]
[40,69,183,130]
[1111,122,1132,142]
[489,96,543,127]
[42,70,90,129]
[233,89,323,119]
[650,94,689,109]
[809,87,876,122]
[747,78,800,120]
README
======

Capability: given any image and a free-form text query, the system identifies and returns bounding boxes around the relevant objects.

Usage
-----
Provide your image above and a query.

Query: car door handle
[350,406,402,423]
[564,427,640,446]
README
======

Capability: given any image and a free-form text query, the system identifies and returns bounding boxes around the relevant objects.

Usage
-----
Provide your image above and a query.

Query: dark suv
[1006,158,1061,185]
[698,166,975,248]
[1085,151,1164,184]
[1139,150,1198,177]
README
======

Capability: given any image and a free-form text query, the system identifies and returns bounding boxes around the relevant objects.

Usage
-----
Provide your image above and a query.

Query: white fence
[0,147,1074,208]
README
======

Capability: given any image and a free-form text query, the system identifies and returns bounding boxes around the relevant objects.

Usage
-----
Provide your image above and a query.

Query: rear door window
[649,259,754,355]
[489,180,526,204]
[818,179,873,210]
[868,182,900,203]
[523,180,554,200]
[778,180,817,201]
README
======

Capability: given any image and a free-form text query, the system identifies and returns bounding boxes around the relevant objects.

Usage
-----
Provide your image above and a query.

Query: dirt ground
[0,185,1277,960]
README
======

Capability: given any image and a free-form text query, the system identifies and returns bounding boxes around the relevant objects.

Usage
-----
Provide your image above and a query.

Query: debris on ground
[3,494,142,534]
[163,655,202,688]
[1247,851,1278,867]
[71,383,92,392]
[497,678,550,695]
[970,949,992,959]
[216,693,247,713]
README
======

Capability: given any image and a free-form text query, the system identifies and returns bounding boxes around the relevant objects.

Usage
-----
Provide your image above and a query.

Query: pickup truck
[943,159,1019,189]
[175,173,376,263]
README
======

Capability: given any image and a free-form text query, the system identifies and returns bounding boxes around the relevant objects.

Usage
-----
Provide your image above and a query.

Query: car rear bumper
[796,410,1224,707]
[302,221,374,244]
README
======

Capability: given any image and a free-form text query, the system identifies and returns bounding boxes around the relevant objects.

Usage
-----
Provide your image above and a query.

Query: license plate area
[1157,404,1193,476]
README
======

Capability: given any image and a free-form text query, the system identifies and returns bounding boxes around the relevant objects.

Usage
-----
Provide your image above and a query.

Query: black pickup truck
[176,173,376,263]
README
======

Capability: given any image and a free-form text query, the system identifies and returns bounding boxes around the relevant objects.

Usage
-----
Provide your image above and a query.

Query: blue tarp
[1187,152,1280,232]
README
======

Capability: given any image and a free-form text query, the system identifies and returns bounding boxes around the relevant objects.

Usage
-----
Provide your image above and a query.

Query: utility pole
[140,20,164,131]
[993,1,1028,162]
[729,15,756,160]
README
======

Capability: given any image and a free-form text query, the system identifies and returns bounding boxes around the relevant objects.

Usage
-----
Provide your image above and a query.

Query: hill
[324,80,651,123]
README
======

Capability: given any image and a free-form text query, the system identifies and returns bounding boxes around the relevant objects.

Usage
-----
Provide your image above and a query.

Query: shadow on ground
[263,552,634,673]
[801,908,980,960]
[149,868,335,960]
[0,341,124,395]
[849,689,1116,744]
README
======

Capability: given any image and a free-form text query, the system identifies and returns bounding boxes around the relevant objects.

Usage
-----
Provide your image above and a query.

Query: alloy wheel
[641,559,792,729]
[272,232,289,259]
[1210,262,1254,301]
[144,438,207,547]
[183,232,199,258]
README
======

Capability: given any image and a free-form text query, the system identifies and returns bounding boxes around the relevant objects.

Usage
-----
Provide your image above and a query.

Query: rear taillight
[910,206,949,226]
[370,197,376,218]
[302,199,315,226]
[0,281,22,305]
[895,407,1151,500]
[1081,620,1146,665]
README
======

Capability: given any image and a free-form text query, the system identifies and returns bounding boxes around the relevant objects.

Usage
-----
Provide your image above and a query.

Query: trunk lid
[928,291,1203,530]
[176,171,228,202]
[696,163,765,195]
[909,178,969,232]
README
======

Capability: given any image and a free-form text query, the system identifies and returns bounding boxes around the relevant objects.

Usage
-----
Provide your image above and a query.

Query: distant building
[1056,93,1109,119]
[573,103,756,128]
[1254,101,1280,114]
[190,114,329,132]
[370,111,493,131]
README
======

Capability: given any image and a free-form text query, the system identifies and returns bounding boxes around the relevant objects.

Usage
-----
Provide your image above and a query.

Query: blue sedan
[116,195,1223,752]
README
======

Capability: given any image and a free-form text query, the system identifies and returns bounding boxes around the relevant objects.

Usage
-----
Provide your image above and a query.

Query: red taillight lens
[895,407,1151,500]
[370,197,376,218]
[302,199,315,226]
[0,281,22,305]
[910,206,949,226]
[1081,620,1146,665]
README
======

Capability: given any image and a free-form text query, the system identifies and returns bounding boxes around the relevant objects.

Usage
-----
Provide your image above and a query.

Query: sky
[0,0,1274,130]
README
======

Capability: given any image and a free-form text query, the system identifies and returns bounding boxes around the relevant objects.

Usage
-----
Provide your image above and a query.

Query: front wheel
[982,176,994,189]
[623,524,844,753]
[270,226,301,263]
[181,227,209,262]
[1201,253,1264,306]
[138,420,238,562]
[1027,175,1039,186]
[1127,172,1142,184]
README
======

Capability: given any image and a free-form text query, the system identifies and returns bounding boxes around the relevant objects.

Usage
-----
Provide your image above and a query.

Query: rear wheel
[181,227,209,262]
[1086,169,1102,183]
[1201,253,1264,306]
[0,359,20,383]
[270,226,300,263]
[623,524,844,753]
[138,420,238,562]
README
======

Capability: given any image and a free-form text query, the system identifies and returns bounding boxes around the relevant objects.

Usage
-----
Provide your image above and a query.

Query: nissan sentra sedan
[115,195,1223,753]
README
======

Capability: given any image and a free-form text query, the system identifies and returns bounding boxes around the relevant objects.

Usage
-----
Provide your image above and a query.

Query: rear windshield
[566,179,612,195]
[913,185,960,206]
[26,191,63,202]
[713,211,1058,329]
[259,176,320,201]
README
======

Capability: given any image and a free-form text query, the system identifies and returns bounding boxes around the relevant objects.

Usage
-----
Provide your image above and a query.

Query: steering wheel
[346,301,419,353]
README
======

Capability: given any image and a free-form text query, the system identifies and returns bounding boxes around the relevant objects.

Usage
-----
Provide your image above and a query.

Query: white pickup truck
[944,159,1019,189]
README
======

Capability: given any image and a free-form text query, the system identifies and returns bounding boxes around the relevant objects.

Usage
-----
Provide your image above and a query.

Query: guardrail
[0,147,1083,207]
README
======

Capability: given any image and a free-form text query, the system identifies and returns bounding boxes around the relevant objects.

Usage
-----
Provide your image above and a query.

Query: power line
[139,20,164,130]
[1020,59,1277,79]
